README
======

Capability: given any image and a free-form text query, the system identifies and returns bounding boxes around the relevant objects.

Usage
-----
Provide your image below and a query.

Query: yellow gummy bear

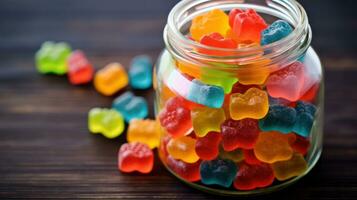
[229,87,269,120]
[191,107,226,137]
[127,119,161,149]
[190,9,230,41]
[272,153,308,181]
[253,131,294,164]
[166,136,199,163]
[94,63,129,96]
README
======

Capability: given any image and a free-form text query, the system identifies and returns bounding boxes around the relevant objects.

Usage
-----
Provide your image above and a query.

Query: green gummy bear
[200,67,238,94]
[35,41,72,75]
[88,108,125,139]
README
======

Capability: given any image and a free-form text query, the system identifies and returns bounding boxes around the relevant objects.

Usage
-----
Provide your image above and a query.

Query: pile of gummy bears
[156,8,320,191]
[35,42,158,173]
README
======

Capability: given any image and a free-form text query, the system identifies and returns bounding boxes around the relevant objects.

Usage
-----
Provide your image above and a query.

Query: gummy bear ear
[229,9,244,27]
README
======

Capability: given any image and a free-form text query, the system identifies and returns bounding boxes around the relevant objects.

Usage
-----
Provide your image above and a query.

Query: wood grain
[0,0,356,199]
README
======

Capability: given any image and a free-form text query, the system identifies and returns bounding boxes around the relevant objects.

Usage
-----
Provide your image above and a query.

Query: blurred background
[0,0,356,199]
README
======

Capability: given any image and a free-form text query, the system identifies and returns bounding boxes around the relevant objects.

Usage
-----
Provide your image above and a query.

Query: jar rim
[164,0,311,67]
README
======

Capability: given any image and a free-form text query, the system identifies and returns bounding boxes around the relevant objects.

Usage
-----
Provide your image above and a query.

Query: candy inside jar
[155,0,323,195]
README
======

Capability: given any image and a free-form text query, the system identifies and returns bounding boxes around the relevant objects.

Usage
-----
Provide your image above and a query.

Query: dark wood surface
[0,0,356,199]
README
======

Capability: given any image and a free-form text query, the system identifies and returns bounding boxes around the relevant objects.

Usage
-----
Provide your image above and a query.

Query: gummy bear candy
[176,60,201,79]
[228,8,268,44]
[292,101,316,137]
[129,55,153,89]
[190,9,230,41]
[167,155,201,182]
[200,68,238,94]
[300,83,319,102]
[229,87,269,120]
[191,107,226,137]
[220,119,260,151]
[231,82,261,94]
[236,58,271,85]
[291,134,310,155]
[272,153,307,181]
[35,41,72,75]
[243,149,261,165]
[261,20,293,46]
[200,159,237,188]
[187,79,225,108]
[159,97,193,138]
[254,131,294,163]
[67,50,94,85]
[195,132,221,160]
[118,142,154,174]
[266,62,305,101]
[199,32,237,56]
[112,91,148,123]
[167,136,199,163]
[88,108,125,139]
[234,162,274,190]
[219,147,244,162]
[127,119,160,149]
[94,62,129,96]
[259,105,297,133]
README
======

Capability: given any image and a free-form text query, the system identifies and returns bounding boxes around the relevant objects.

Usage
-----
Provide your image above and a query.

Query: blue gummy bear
[292,101,317,137]
[129,55,153,89]
[200,159,237,188]
[187,79,224,108]
[259,105,297,133]
[261,20,293,46]
[112,91,148,123]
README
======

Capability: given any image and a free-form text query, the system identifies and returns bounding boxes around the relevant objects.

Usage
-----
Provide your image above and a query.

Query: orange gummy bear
[166,136,199,163]
[127,119,161,149]
[253,131,294,163]
[190,9,230,41]
[272,153,308,181]
[94,63,128,96]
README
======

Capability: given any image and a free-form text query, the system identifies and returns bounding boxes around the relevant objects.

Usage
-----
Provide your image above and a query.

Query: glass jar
[154,0,323,195]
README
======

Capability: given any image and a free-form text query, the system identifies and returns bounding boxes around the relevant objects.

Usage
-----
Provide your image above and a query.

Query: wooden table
[0,0,356,199]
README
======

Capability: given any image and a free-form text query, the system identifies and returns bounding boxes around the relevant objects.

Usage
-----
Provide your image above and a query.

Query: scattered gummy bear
[167,155,201,182]
[228,8,268,43]
[292,101,316,137]
[67,50,94,85]
[118,142,154,174]
[159,97,193,138]
[254,131,294,163]
[221,119,260,151]
[94,62,129,96]
[199,32,237,56]
[195,132,221,161]
[272,153,307,181]
[187,79,225,108]
[266,62,305,101]
[219,147,244,162]
[129,55,153,89]
[259,104,297,133]
[35,41,72,75]
[112,91,148,123]
[234,162,275,190]
[167,136,199,163]
[230,87,269,120]
[191,107,226,137]
[127,119,160,149]
[88,108,125,139]
[261,20,293,46]
[200,159,237,188]
[190,9,230,41]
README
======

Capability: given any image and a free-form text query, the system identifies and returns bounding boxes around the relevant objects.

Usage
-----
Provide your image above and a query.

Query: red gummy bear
[118,142,154,174]
[220,119,260,151]
[159,97,193,138]
[199,32,237,56]
[167,155,201,182]
[300,83,320,102]
[291,134,310,155]
[234,162,275,190]
[243,149,261,165]
[195,132,222,160]
[228,8,268,43]
[67,50,94,85]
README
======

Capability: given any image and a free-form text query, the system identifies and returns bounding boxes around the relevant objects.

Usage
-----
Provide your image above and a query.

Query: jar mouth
[164,0,311,68]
